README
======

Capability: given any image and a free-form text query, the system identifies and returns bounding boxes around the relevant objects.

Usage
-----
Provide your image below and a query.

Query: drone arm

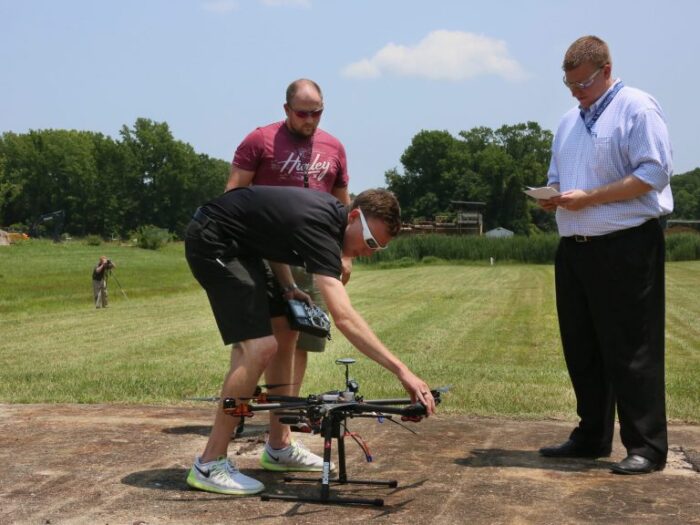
[260,394,308,403]
[222,398,310,417]
[278,415,305,425]
[363,390,441,409]
[250,402,311,412]
[357,403,428,417]
[362,398,412,406]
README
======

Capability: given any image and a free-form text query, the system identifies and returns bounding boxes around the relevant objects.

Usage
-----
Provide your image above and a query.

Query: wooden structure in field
[450,201,485,235]
[402,201,486,236]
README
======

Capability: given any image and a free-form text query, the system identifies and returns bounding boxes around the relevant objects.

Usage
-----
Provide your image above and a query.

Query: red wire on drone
[345,431,373,462]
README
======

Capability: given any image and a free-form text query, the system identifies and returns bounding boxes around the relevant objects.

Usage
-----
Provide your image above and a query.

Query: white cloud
[342,59,381,79]
[341,30,527,82]
[260,0,312,8]
[202,0,240,13]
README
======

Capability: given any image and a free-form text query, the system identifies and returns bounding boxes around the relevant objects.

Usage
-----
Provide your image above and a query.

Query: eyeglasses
[562,66,603,90]
[289,107,324,119]
[358,208,387,250]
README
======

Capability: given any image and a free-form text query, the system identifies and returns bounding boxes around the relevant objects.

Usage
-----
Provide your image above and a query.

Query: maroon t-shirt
[232,121,349,193]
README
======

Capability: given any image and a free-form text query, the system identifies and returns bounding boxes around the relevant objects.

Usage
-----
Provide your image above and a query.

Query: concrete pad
[0,404,698,524]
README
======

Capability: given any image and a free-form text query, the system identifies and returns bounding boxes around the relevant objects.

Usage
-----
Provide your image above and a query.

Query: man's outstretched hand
[398,369,436,415]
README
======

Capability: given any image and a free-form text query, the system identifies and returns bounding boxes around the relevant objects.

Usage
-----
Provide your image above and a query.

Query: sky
[2,0,699,193]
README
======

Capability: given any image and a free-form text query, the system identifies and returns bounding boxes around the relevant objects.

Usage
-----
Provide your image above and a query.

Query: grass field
[0,239,698,422]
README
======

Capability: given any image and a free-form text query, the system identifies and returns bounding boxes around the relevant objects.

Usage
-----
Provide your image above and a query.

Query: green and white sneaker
[186,456,264,495]
[260,440,335,472]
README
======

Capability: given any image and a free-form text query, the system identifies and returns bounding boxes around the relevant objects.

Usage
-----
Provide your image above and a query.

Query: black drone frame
[222,358,443,507]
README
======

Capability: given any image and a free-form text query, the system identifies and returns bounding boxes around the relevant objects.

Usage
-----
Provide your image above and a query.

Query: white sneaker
[260,440,335,472]
[186,456,264,495]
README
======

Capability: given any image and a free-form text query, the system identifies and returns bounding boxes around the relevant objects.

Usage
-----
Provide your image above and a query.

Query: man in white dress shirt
[537,35,673,475]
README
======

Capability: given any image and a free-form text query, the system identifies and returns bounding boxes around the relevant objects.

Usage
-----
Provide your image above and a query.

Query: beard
[287,120,317,138]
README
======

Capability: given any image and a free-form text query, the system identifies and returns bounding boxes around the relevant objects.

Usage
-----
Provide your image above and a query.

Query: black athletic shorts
[184,215,286,345]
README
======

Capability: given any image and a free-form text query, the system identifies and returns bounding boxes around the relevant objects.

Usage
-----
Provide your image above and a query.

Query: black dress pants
[554,218,667,463]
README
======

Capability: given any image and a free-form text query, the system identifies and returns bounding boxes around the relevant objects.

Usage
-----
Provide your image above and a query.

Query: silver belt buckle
[574,235,589,243]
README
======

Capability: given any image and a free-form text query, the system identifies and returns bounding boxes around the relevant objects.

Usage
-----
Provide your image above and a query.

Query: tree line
[670,167,700,223]
[0,118,228,238]
[1,119,698,239]
[385,122,700,234]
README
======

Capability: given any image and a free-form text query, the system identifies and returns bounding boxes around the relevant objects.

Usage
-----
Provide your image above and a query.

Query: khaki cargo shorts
[291,266,328,352]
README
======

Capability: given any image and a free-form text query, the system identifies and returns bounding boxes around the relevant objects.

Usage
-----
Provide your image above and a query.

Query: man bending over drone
[184,185,436,495]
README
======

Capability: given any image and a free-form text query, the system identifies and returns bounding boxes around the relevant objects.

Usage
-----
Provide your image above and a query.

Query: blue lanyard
[580,81,624,134]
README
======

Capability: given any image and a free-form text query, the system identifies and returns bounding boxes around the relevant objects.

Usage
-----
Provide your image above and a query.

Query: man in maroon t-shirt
[226,79,351,472]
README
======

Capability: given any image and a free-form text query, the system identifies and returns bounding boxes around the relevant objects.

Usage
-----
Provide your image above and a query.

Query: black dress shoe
[610,454,665,475]
[539,439,612,458]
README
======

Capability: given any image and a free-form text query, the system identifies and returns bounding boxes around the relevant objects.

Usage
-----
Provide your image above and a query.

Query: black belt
[564,218,657,243]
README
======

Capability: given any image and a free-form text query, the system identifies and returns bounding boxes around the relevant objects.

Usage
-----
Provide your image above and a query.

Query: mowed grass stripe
[314,265,581,418]
[664,261,700,421]
[0,241,697,421]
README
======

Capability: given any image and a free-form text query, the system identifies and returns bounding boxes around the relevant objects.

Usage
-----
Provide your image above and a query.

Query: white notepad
[523,186,561,199]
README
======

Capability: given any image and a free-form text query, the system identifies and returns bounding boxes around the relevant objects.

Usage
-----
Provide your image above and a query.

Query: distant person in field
[226,78,351,474]
[92,255,114,308]
[183,186,436,495]
[537,35,673,475]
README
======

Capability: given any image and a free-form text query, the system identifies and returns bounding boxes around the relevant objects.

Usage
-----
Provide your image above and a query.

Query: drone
[221,357,447,507]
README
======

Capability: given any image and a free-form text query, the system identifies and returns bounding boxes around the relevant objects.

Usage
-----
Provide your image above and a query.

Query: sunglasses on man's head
[290,107,324,119]
[358,208,387,250]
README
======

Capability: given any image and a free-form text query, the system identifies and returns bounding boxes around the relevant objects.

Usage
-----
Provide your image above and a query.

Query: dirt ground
[0,404,698,525]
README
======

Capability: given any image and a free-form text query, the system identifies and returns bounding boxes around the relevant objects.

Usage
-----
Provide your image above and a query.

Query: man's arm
[225,165,256,191]
[96,260,111,271]
[554,175,652,212]
[268,261,311,304]
[330,186,353,283]
[331,185,350,206]
[315,274,436,414]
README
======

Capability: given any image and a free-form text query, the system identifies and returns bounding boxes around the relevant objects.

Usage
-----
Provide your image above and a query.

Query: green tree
[0,129,100,235]
[1,119,229,238]
[119,118,228,236]
[671,168,700,220]
[387,122,554,234]
[92,132,140,237]
[0,149,22,220]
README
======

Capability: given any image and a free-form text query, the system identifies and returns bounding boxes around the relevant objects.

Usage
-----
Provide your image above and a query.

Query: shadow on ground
[0,404,698,524]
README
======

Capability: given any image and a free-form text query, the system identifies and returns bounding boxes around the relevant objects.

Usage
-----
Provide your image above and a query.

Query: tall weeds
[359,232,700,265]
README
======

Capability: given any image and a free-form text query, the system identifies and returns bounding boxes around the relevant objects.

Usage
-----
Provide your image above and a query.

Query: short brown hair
[285,79,323,105]
[351,189,402,237]
[563,35,611,71]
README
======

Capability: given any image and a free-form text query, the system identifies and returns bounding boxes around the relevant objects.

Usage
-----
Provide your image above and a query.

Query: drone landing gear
[261,411,396,507]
